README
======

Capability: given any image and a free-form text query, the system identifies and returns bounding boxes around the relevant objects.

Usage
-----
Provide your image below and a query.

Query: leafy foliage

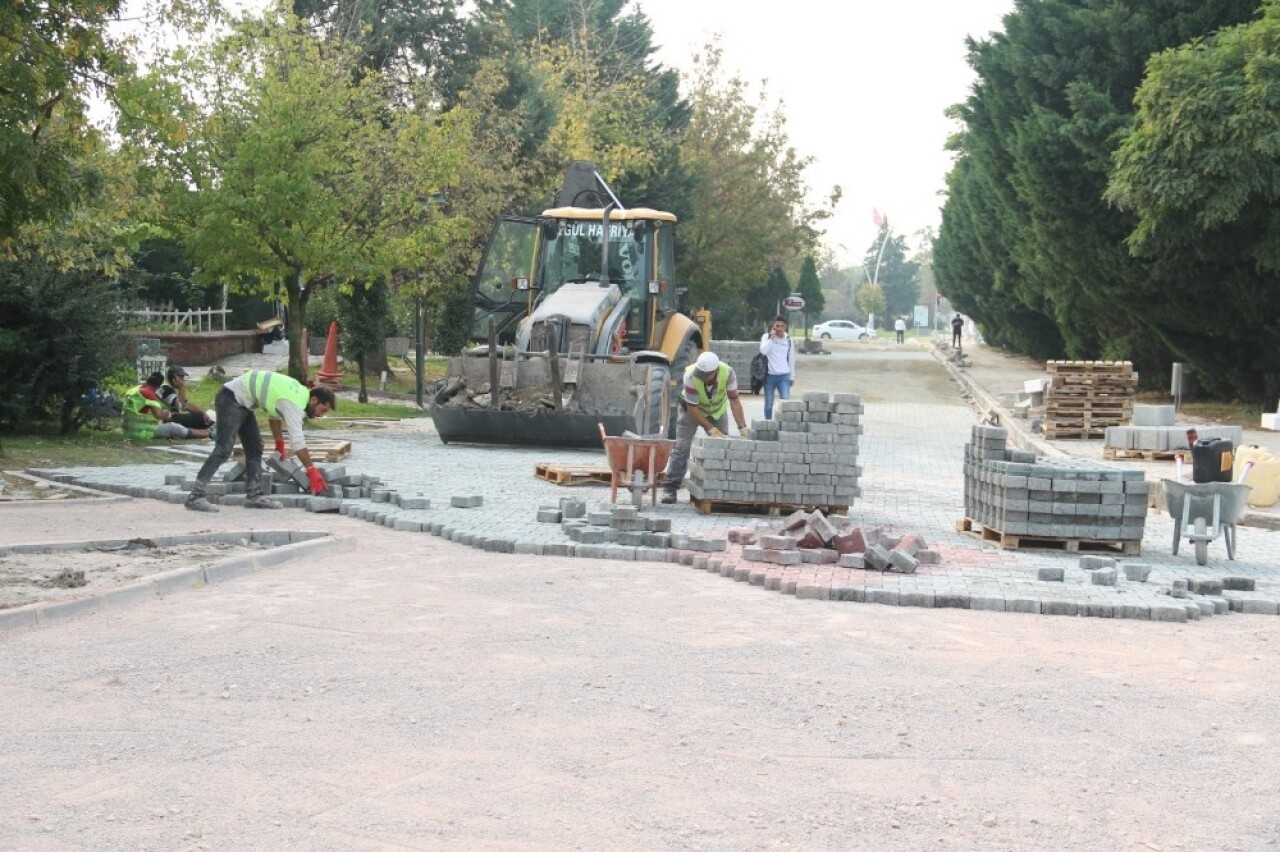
[796,254,824,330]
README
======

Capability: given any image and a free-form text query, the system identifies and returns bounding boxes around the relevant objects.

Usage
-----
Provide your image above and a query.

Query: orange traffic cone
[316,321,341,388]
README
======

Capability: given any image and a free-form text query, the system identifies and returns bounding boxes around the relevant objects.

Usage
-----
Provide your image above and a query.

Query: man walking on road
[759,315,796,420]
[660,352,749,504]
[186,370,336,512]
[951,313,964,349]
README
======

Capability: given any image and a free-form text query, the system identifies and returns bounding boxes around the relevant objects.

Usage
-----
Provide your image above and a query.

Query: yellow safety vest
[686,363,731,420]
[241,370,310,415]
[122,386,164,439]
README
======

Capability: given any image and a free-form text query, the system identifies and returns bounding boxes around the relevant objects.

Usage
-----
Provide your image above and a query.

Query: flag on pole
[872,208,885,228]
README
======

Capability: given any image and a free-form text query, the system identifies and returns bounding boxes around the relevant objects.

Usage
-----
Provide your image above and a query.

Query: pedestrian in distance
[122,373,212,441]
[185,370,336,512]
[660,351,750,504]
[759,315,796,420]
[158,366,215,432]
[951,313,964,349]
[894,316,907,344]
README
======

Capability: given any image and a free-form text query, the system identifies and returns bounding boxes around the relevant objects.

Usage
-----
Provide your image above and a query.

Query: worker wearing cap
[660,351,749,504]
[185,370,336,512]
[158,366,214,432]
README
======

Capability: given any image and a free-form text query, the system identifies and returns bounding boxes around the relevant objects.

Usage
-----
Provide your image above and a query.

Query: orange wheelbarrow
[599,423,675,508]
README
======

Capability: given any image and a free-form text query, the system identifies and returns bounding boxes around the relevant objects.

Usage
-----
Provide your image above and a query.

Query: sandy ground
[1,341,1279,848]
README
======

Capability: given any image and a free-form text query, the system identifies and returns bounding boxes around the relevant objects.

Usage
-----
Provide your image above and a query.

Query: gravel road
[1,341,1278,850]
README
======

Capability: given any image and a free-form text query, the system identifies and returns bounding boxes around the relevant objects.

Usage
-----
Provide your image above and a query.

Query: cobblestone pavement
[31,342,1280,623]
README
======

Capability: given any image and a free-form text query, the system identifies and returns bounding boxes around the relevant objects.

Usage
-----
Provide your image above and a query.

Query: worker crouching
[660,352,749,504]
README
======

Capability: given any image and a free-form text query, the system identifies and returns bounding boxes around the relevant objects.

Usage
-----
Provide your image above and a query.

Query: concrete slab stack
[1104,420,1242,455]
[686,392,862,509]
[964,425,1150,545]
[711,340,761,385]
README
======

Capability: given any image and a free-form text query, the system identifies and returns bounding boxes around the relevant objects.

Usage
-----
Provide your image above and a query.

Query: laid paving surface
[27,344,1280,623]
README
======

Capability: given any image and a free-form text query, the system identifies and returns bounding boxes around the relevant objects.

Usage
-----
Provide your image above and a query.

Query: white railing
[121,306,231,332]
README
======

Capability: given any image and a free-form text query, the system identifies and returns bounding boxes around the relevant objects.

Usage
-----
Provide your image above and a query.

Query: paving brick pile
[1105,405,1242,453]
[711,340,761,385]
[686,391,862,508]
[725,508,941,575]
[965,425,1150,543]
[1043,360,1137,439]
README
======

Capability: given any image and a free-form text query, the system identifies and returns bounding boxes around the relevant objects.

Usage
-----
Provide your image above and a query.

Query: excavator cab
[432,163,706,448]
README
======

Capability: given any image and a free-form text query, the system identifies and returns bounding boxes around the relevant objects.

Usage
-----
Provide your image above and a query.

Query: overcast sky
[636,0,1016,267]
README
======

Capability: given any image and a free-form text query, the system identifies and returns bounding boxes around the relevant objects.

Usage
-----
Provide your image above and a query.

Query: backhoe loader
[431,162,709,447]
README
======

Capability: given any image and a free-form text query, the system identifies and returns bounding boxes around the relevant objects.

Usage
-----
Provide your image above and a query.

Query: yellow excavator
[431,161,709,447]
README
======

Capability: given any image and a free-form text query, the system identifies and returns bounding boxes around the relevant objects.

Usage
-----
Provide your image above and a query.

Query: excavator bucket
[430,351,657,448]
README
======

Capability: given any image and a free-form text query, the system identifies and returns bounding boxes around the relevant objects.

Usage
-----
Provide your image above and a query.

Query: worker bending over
[186,370,335,512]
[661,351,749,504]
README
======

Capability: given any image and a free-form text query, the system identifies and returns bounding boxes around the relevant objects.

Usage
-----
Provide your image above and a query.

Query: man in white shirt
[894,316,907,343]
[758,315,796,420]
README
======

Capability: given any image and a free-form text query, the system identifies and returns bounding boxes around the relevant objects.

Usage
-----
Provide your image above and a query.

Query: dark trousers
[171,411,206,430]
[191,388,265,499]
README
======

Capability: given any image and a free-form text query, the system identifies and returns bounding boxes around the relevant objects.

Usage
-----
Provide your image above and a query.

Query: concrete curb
[1,469,132,508]
[0,532,356,637]
[929,345,1066,459]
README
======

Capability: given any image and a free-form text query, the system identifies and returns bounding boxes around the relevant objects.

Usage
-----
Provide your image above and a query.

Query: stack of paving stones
[685,391,862,509]
[711,340,761,385]
[732,509,940,575]
[964,425,1150,547]
[1104,405,1242,455]
[1043,360,1138,439]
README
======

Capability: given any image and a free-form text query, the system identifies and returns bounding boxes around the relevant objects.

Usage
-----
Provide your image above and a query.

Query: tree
[864,223,919,321]
[677,41,836,311]
[120,11,476,380]
[935,0,1258,376]
[0,0,125,243]
[1107,0,1280,402]
[796,254,823,333]
[338,279,391,403]
[855,282,886,328]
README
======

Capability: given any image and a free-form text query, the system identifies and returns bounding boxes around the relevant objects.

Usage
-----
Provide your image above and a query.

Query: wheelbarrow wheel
[631,470,645,510]
[1193,516,1208,566]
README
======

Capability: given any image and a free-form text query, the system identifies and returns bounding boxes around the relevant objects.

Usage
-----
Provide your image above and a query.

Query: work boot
[185,495,219,513]
[244,495,283,510]
[660,490,678,505]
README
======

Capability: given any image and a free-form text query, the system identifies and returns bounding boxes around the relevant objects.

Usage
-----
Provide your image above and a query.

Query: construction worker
[158,366,214,431]
[122,376,211,441]
[185,370,336,512]
[660,351,749,504]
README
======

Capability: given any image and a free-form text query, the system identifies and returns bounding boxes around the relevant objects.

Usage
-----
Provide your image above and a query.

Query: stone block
[559,498,587,519]
[1188,577,1224,596]
[1121,562,1151,582]
[1222,576,1256,591]
[1170,579,1189,598]
[863,544,891,571]
[837,553,866,569]
[762,549,802,566]
[795,530,826,550]
[1079,555,1116,571]
[1038,567,1065,582]
[760,534,797,550]
[306,497,342,513]
[887,551,918,574]
[806,511,840,543]
[450,495,483,508]
[1091,568,1118,586]
[537,508,562,523]
[833,528,866,555]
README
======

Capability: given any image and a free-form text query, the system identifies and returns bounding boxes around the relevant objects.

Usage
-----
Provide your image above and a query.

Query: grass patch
[0,430,161,470]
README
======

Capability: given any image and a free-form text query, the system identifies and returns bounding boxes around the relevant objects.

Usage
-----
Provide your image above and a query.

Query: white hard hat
[695,352,720,372]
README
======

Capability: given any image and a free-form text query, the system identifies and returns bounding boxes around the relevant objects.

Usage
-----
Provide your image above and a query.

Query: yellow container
[1234,445,1280,507]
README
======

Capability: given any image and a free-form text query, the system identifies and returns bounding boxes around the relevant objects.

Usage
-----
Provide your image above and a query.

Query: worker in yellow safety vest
[121,375,211,441]
[185,370,336,512]
[660,351,749,504]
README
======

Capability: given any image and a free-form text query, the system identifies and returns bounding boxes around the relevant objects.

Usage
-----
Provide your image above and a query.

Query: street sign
[782,295,805,311]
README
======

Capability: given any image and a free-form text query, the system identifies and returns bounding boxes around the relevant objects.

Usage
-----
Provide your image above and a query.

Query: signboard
[783,295,805,311]
[913,305,929,328]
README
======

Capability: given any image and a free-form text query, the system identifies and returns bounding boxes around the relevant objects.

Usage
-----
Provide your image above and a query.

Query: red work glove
[275,439,287,461]
[306,466,327,496]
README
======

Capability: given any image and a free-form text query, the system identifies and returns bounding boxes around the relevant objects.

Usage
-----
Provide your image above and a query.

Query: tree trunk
[357,354,368,404]
[59,397,78,436]
[286,271,310,382]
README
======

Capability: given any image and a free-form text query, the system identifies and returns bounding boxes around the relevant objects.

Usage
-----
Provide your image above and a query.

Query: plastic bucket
[1235,445,1280,507]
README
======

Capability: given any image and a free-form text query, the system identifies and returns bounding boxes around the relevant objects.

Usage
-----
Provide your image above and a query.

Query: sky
[635,0,1016,267]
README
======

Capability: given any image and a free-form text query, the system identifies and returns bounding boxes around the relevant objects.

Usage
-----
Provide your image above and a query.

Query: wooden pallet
[1102,447,1180,461]
[692,498,848,517]
[534,462,613,486]
[233,439,352,461]
[956,518,1141,555]
[1046,360,1135,376]
[1043,429,1108,440]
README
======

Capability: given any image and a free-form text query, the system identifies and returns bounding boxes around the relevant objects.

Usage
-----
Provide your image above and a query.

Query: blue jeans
[191,388,266,499]
[763,373,791,420]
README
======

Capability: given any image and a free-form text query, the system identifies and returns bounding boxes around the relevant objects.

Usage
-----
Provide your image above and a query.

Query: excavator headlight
[512,277,530,291]
[647,280,664,295]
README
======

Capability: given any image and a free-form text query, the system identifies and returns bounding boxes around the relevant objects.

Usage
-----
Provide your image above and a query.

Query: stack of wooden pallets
[1043,361,1137,439]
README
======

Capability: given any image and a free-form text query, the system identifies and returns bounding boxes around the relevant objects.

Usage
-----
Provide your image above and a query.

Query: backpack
[749,352,768,394]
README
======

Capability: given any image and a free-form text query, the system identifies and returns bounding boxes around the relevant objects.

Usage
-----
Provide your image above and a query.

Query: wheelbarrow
[1160,479,1252,565]
[599,423,675,509]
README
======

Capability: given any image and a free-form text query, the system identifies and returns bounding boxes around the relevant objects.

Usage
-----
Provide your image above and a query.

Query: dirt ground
[0,539,271,610]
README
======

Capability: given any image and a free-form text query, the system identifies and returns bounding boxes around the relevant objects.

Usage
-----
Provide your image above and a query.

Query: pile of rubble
[728,508,939,574]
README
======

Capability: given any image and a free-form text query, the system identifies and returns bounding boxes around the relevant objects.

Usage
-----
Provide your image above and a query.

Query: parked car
[812,320,872,340]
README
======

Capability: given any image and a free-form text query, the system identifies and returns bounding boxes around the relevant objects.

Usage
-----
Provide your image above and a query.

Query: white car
[812,320,872,340]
